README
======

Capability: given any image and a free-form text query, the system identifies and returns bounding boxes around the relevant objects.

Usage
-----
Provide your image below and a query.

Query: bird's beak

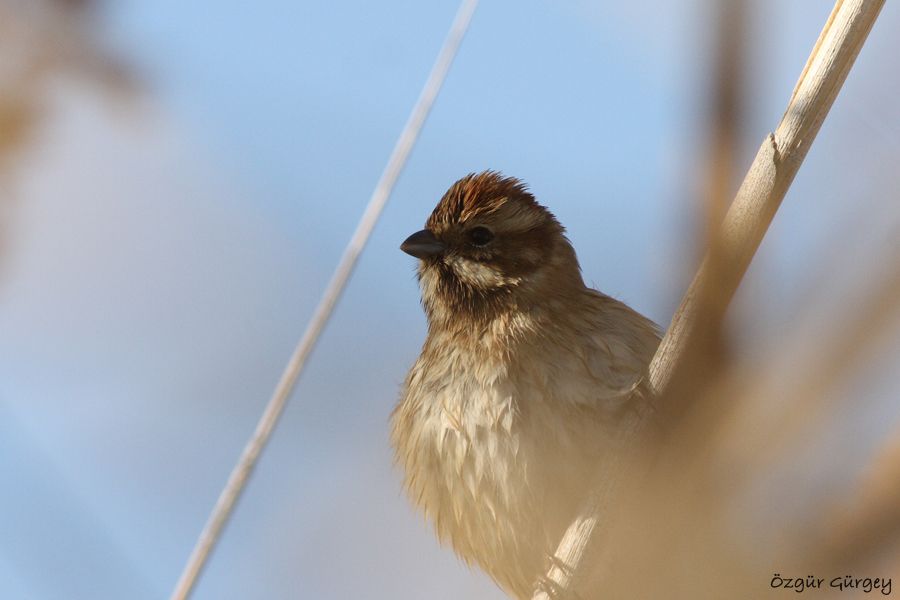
[401,229,445,259]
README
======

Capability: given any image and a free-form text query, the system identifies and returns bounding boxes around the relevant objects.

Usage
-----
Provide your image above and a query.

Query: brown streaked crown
[425,171,544,232]
[412,171,585,324]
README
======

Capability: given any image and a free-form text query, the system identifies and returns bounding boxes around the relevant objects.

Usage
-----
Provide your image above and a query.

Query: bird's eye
[467,226,494,247]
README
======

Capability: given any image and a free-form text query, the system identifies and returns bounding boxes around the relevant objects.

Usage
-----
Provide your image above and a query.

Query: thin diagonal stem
[169,2,479,598]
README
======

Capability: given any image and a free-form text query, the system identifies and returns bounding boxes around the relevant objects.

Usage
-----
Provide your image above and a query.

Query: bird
[391,171,661,599]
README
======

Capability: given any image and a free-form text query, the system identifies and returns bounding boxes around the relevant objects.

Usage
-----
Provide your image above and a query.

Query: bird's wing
[580,334,648,403]
[574,292,662,407]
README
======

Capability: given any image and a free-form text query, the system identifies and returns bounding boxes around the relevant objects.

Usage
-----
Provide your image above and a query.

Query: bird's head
[401,171,583,323]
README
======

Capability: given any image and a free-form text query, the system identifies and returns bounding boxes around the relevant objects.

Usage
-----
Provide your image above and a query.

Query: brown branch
[533,1,886,597]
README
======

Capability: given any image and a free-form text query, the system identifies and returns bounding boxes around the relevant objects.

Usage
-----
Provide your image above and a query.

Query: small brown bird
[391,171,661,598]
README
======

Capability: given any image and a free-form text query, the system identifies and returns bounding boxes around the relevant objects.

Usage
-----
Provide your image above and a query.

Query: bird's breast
[392,344,601,597]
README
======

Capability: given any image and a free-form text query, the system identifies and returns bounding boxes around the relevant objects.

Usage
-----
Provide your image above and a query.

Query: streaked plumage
[392,172,660,598]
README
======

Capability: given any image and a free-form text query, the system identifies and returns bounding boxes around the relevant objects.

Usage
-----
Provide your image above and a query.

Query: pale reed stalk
[168,1,480,598]
[533,1,886,597]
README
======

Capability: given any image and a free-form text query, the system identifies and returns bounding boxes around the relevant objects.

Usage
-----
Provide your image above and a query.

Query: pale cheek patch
[445,255,519,289]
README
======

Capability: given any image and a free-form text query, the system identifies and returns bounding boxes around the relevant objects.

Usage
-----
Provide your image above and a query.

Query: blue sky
[1,1,899,598]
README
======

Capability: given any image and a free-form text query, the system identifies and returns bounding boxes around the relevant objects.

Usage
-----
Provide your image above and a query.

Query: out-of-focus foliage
[0,0,127,278]
[0,0,125,165]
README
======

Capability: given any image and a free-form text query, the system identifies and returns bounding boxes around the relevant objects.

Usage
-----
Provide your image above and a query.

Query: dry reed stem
[168,1,480,598]
[533,1,886,597]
